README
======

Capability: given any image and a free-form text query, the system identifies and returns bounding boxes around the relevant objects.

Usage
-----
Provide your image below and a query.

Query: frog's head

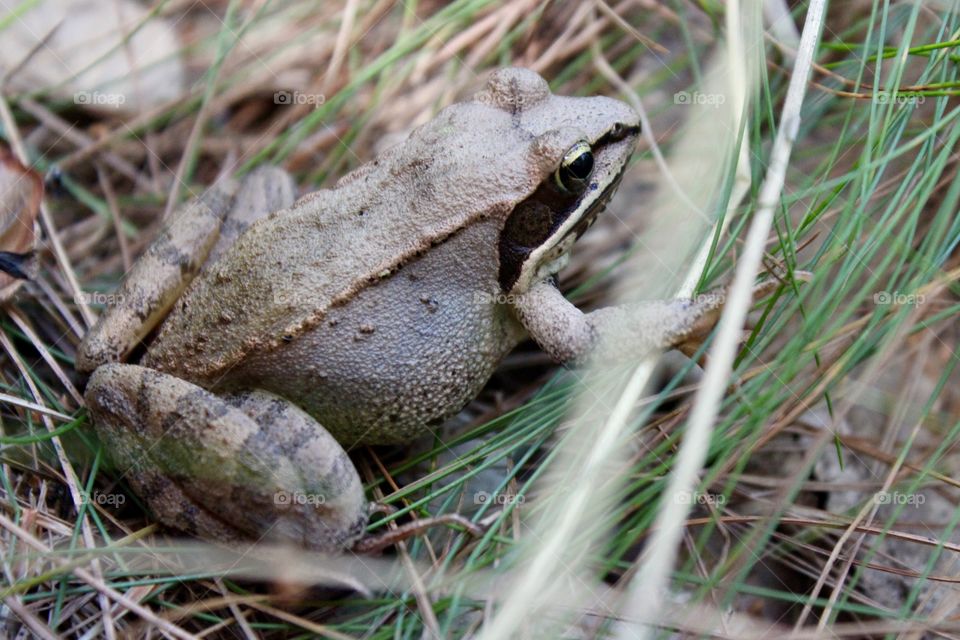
[477,68,641,295]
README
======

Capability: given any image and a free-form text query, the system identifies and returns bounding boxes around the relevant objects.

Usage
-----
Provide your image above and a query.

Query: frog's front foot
[513,276,800,365]
[85,364,368,551]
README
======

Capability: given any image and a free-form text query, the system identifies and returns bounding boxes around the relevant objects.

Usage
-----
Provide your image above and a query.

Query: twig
[3,595,59,640]
[0,392,73,421]
[7,308,83,405]
[595,0,669,54]
[95,163,132,271]
[243,600,355,640]
[17,98,157,194]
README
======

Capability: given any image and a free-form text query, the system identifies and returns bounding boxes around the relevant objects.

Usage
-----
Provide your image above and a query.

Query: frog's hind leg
[203,167,296,267]
[77,167,296,372]
[85,363,367,551]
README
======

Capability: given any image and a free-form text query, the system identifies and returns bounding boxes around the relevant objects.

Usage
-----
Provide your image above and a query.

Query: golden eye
[554,141,594,193]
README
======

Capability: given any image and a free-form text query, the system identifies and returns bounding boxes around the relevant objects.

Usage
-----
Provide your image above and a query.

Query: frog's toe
[671,277,796,358]
[85,364,367,551]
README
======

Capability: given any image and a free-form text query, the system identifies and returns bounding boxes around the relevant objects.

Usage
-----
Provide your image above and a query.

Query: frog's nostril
[601,122,640,145]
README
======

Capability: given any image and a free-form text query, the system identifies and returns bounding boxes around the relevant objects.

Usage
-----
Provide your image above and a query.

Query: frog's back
[143,103,538,385]
[142,67,634,385]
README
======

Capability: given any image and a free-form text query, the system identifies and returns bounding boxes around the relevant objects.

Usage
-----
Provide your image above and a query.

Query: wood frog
[77,68,751,551]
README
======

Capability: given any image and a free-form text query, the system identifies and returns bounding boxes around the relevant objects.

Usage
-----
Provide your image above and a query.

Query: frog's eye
[554,141,594,193]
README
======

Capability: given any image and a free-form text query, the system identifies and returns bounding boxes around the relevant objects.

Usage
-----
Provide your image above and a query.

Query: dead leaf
[0,147,42,300]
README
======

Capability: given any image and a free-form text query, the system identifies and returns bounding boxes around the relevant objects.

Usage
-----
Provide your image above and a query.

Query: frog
[77,67,768,553]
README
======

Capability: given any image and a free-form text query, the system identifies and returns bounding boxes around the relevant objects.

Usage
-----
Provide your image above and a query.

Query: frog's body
[78,68,750,551]
[223,220,519,445]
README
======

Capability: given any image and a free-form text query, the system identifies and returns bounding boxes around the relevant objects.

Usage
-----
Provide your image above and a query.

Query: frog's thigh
[86,364,367,551]
[77,168,296,373]
[204,166,296,266]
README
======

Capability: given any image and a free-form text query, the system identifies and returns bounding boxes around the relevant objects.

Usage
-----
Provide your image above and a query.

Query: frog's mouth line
[567,160,628,241]
[550,125,638,243]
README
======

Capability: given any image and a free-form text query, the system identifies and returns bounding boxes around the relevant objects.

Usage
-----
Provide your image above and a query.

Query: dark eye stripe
[497,127,638,293]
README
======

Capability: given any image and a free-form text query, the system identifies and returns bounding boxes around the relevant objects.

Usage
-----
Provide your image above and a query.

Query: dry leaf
[0,147,42,300]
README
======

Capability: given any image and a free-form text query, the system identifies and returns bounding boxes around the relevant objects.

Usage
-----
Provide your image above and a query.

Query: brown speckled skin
[229,219,525,445]
[84,68,739,551]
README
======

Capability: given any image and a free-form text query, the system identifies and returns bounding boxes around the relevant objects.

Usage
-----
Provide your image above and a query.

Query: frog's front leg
[512,279,780,365]
[85,364,368,551]
[76,167,296,372]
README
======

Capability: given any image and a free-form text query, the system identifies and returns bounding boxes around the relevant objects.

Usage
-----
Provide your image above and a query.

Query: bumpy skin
[86,365,367,549]
[79,68,739,551]
[229,220,525,445]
